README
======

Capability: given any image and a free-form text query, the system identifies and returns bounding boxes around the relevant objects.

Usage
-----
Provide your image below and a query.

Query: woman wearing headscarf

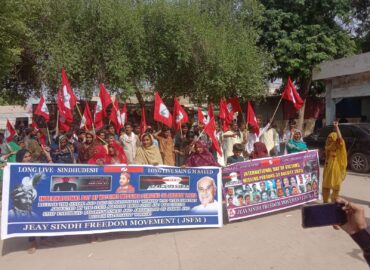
[249,142,269,159]
[78,131,98,164]
[184,140,220,167]
[322,121,347,203]
[286,129,308,154]
[154,126,175,166]
[51,135,75,164]
[87,145,111,165]
[134,133,163,165]
[108,141,127,164]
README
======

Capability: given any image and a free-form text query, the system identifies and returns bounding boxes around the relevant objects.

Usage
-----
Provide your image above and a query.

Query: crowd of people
[2,117,367,264]
[0,117,310,172]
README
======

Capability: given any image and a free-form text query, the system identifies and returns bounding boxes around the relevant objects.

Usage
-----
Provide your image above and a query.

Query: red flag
[99,83,112,118]
[5,120,16,143]
[219,98,231,132]
[61,68,77,109]
[57,89,72,132]
[57,86,74,123]
[246,101,259,135]
[204,117,222,156]
[282,77,304,110]
[198,107,209,126]
[208,103,214,120]
[173,97,189,130]
[119,103,128,128]
[219,98,227,120]
[34,96,50,122]
[31,119,40,132]
[228,97,242,113]
[94,97,104,129]
[153,92,172,128]
[31,120,46,145]
[140,106,147,135]
[80,101,93,130]
[109,99,120,133]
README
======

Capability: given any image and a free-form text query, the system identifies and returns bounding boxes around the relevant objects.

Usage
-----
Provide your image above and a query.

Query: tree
[141,0,268,103]
[1,0,268,106]
[0,0,34,104]
[350,0,370,52]
[28,0,146,99]
[259,0,356,128]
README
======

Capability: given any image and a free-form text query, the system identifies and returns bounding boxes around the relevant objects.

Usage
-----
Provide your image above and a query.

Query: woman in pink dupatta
[108,141,128,164]
[185,141,220,167]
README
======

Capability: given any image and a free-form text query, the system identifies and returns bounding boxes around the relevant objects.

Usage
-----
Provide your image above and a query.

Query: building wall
[0,106,31,130]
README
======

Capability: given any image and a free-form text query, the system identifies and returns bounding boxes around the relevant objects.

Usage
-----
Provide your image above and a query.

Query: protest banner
[223,150,320,221]
[1,164,222,239]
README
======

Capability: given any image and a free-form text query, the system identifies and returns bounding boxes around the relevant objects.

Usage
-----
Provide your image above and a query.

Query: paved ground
[1,170,369,270]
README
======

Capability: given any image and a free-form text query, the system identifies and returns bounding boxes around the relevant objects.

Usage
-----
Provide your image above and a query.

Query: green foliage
[1,0,268,104]
[27,0,146,98]
[0,0,27,80]
[0,0,35,104]
[259,0,356,87]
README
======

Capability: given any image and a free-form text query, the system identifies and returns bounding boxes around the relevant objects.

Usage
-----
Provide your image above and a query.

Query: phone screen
[302,203,347,228]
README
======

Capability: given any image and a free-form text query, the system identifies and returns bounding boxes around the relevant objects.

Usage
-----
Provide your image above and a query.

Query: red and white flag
[94,97,104,129]
[198,107,209,126]
[228,97,242,114]
[153,92,172,128]
[246,101,259,135]
[173,97,188,130]
[34,96,50,122]
[120,103,128,127]
[31,119,40,132]
[282,77,304,110]
[204,117,222,156]
[31,120,46,145]
[61,68,77,110]
[80,101,93,130]
[109,99,120,133]
[57,88,72,133]
[140,106,147,135]
[5,120,16,143]
[99,83,112,118]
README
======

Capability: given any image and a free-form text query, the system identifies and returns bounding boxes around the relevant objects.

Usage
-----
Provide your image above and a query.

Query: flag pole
[180,122,183,137]
[46,126,51,145]
[56,111,59,136]
[270,95,283,123]
[76,101,83,118]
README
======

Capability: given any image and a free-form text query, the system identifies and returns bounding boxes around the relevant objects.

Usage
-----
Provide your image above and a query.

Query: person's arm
[153,130,161,140]
[1,151,17,161]
[41,145,53,163]
[258,122,271,138]
[223,132,237,139]
[336,198,370,266]
[333,121,343,140]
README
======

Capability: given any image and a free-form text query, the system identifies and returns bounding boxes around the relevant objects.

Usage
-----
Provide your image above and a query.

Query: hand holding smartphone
[302,203,347,228]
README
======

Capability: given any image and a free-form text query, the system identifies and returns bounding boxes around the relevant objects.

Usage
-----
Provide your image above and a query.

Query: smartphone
[301,203,347,228]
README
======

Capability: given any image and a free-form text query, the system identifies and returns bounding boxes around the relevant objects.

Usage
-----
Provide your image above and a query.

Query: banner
[1,164,222,239]
[223,150,320,221]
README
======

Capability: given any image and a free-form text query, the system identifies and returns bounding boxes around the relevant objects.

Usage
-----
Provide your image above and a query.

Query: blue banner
[1,164,222,239]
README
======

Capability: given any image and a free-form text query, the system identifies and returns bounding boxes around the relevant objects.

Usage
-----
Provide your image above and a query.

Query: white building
[0,105,31,130]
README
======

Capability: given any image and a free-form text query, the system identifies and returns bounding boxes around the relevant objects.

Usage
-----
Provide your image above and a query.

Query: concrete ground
[1,170,369,270]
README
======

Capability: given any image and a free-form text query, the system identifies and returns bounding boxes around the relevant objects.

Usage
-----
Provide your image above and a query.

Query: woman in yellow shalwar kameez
[322,121,347,203]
